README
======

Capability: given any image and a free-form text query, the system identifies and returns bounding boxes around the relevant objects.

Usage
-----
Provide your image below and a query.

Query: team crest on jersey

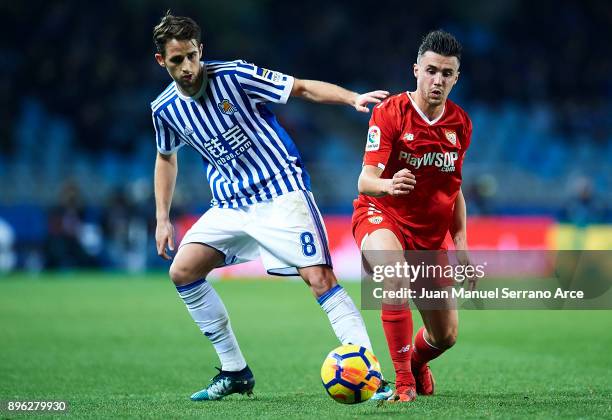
[366,126,381,151]
[368,215,384,224]
[183,125,194,136]
[445,130,457,145]
[218,99,237,115]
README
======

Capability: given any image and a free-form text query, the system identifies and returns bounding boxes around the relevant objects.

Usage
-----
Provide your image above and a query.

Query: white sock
[176,279,247,372]
[318,284,373,352]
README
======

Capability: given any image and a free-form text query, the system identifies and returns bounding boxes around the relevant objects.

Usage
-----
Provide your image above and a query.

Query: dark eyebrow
[426,64,455,73]
[168,51,197,60]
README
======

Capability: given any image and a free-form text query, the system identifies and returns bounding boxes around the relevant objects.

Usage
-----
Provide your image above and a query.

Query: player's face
[413,51,460,106]
[155,39,203,94]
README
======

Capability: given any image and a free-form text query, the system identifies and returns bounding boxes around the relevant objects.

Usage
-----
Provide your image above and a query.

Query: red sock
[412,327,444,370]
[381,304,414,387]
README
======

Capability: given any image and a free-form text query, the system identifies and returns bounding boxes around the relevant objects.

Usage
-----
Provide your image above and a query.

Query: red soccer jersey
[354,92,472,249]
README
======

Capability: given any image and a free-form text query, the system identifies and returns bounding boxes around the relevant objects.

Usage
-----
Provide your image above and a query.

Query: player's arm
[450,188,467,249]
[154,152,178,260]
[290,78,389,113]
[450,189,476,289]
[358,165,416,197]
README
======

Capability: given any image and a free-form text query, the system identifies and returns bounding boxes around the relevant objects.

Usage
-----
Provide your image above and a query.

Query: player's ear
[413,63,419,79]
[155,53,166,67]
[199,43,203,57]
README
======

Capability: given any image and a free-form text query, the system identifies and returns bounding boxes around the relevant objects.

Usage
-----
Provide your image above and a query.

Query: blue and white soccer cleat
[370,379,394,402]
[190,366,255,401]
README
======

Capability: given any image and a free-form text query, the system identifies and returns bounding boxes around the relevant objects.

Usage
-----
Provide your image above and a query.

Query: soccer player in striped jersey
[151,13,389,401]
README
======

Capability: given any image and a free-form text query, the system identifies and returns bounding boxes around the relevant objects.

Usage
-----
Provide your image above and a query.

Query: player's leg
[170,243,248,372]
[412,293,458,395]
[362,228,417,402]
[170,208,258,400]
[250,190,373,352]
[299,264,372,352]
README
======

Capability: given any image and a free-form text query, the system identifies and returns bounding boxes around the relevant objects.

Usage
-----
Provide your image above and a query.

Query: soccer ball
[320,344,382,404]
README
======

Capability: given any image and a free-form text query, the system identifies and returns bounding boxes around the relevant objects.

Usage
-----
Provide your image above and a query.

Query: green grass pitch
[1,273,611,418]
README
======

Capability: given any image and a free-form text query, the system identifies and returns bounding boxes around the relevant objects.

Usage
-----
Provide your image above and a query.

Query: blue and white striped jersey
[151,60,311,208]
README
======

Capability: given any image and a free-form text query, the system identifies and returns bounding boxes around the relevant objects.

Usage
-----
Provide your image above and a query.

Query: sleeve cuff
[278,76,294,104]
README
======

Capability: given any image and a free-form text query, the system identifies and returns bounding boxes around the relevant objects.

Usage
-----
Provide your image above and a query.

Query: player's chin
[427,95,445,105]
[177,79,195,90]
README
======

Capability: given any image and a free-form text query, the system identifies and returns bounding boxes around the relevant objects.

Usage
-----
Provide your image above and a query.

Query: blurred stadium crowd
[0,0,610,271]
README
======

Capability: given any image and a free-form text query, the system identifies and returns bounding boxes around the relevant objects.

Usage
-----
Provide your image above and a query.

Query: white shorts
[180,190,332,276]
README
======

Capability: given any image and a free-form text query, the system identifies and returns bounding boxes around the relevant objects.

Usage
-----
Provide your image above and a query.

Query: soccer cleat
[190,366,255,401]
[414,363,435,396]
[388,383,417,403]
[370,379,394,402]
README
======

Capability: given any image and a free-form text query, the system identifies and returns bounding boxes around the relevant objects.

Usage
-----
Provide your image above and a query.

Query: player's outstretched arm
[155,152,178,260]
[290,78,389,113]
[358,165,416,197]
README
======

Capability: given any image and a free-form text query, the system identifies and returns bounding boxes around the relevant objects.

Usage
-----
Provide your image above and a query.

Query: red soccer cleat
[388,373,417,403]
[390,385,417,402]
[414,363,435,396]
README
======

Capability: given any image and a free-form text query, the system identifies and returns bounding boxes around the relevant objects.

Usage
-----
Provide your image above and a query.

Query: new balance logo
[397,344,411,353]
[184,126,194,136]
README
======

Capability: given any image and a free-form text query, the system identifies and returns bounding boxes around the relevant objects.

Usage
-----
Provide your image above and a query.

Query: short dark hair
[417,30,462,63]
[153,11,201,56]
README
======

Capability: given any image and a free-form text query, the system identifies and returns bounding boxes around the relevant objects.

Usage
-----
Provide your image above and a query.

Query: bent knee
[302,267,336,296]
[169,263,197,286]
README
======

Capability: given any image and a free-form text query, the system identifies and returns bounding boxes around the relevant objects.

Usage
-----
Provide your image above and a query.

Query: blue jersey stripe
[237,82,282,101]
[152,83,176,109]
[208,77,259,201]
[177,103,236,199]
[217,74,284,197]
[258,104,311,191]
[226,73,295,192]
[200,81,250,203]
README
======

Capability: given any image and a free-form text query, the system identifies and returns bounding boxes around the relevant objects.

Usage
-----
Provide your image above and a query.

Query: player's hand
[456,248,477,291]
[353,90,390,113]
[386,169,416,196]
[155,219,175,260]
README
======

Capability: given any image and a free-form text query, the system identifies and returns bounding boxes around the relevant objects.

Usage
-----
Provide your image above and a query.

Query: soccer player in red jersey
[352,30,473,402]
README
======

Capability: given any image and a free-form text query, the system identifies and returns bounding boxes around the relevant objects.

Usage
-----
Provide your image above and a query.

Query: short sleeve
[152,112,184,155]
[234,62,294,104]
[362,100,399,170]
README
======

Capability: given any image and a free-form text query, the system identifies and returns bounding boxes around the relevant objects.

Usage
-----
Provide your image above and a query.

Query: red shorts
[352,203,454,289]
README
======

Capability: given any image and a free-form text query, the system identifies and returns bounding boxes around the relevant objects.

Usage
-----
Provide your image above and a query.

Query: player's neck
[409,91,444,121]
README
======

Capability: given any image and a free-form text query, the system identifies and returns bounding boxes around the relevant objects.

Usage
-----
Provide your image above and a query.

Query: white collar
[407,91,445,125]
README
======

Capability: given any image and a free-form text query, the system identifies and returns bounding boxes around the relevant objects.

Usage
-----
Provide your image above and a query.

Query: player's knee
[303,266,336,295]
[168,263,195,286]
[432,328,458,350]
